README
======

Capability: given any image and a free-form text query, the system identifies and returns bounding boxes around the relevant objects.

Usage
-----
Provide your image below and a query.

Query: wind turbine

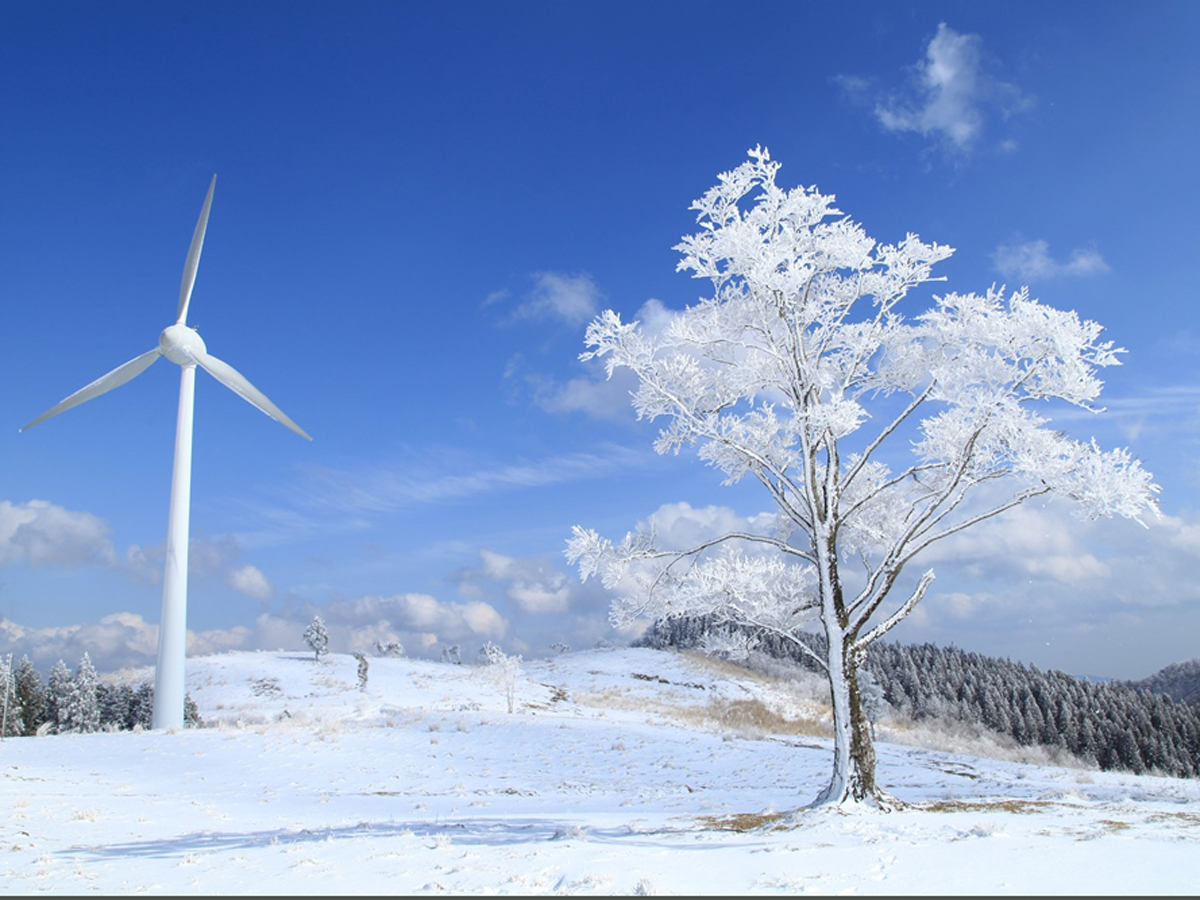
[21,175,311,730]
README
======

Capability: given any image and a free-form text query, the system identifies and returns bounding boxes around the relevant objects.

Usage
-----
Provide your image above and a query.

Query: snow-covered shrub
[374,640,404,658]
[304,616,330,661]
[354,653,369,692]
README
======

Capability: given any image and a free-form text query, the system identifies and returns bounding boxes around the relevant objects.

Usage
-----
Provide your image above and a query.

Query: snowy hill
[3,646,1200,895]
[1134,657,1200,707]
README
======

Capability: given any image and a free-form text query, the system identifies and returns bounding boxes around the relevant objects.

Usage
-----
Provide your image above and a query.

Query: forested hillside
[638,618,1200,779]
[1128,658,1200,708]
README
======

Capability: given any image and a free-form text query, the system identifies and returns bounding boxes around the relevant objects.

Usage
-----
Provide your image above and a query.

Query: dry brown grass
[696,809,795,832]
[574,657,831,740]
[684,697,832,738]
[917,798,1057,815]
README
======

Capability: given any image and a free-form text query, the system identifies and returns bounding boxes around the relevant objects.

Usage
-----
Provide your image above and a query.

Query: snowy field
[3,647,1199,895]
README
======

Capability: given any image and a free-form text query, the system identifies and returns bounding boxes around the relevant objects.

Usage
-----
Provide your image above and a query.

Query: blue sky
[3,1,1199,680]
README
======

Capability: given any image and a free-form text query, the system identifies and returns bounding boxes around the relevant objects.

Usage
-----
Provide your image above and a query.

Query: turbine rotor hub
[159,324,207,366]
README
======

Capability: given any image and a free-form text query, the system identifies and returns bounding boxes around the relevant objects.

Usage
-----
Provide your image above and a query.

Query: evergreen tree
[184,691,202,728]
[14,656,45,736]
[45,659,72,734]
[98,683,134,731]
[129,682,154,729]
[59,652,100,734]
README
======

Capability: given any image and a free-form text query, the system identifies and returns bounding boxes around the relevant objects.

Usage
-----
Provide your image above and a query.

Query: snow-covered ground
[3,647,1199,895]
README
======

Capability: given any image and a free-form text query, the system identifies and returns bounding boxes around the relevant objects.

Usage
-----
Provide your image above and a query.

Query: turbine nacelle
[159,323,207,366]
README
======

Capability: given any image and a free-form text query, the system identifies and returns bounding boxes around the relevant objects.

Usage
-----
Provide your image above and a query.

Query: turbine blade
[193,350,312,440]
[176,174,217,326]
[21,348,161,431]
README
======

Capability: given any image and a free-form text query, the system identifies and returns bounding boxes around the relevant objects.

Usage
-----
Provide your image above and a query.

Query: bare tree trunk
[811,630,899,809]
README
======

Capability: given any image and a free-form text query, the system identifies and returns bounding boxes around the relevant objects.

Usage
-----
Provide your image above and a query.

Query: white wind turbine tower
[21,175,311,730]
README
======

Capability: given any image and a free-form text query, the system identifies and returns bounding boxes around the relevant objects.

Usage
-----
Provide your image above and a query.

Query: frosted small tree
[353,652,369,692]
[374,639,404,658]
[303,615,330,661]
[477,641,522,713]
[567,147,1158,809]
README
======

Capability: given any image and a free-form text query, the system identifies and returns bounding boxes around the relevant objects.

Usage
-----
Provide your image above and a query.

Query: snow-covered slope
[3,647,1199,895]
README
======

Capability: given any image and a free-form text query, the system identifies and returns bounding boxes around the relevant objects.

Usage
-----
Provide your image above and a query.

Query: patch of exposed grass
[918,798,1056,815]
[697,809,794,832]
[688,697,832,738]
[574,687,831,739]
[1145,811,1200,828]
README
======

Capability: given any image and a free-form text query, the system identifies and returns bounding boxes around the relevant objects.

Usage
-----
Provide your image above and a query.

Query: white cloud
[638,501,780,553]
[918,501,1113,584]
[532,298,680,421]
[507,271,603,327]
[0,499,115,568]
[463,549,573,614]
[228,564,274,601]
[992,238,1111,281]
[0,612,250,674]
[872,22,1031,154]
[529,364,641,422]
[320,592,509,644]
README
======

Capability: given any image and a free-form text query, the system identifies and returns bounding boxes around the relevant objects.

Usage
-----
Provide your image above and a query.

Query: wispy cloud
[862,22,1031,155]
[529,298,679,421]
[992,238,1110,281]
[124,534,272,600]
[295,445,648,519]
[492,271,604,328]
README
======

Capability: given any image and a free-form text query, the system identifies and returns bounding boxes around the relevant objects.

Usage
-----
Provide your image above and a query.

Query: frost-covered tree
[354,652,369,692]
[44,659,72,734]
[303,615,330,661]
[98,683,134,731]
[59,652,101,734]
[477,642,522,713]
[129,681,154,729]
[567,147,1159,809]
[374,639,404,658]
[1,655,23,738]
[183,691,201,728]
